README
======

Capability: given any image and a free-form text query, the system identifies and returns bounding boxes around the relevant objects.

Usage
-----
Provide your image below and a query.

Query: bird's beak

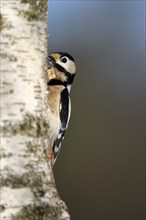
[48,56,56,67]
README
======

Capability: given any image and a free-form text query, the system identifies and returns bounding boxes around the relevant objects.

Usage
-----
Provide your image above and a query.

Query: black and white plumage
[47,52,76,166]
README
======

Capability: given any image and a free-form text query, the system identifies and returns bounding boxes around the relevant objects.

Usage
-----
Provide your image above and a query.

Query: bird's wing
[50,88,71,166]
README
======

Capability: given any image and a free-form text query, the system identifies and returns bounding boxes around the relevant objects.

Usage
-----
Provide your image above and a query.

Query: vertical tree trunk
[0,1,70,219]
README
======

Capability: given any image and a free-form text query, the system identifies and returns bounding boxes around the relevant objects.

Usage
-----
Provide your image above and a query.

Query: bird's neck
[47,79,72,94]
[47,79,66,87]
[47,73,75,91]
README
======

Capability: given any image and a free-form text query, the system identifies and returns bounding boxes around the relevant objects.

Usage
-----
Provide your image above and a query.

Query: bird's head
[48,52,76,86]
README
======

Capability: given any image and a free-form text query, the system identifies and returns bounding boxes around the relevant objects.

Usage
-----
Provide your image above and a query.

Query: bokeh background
[48,1,145,220]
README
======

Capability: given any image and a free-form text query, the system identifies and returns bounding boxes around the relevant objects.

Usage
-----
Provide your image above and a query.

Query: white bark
[0,1,70,219]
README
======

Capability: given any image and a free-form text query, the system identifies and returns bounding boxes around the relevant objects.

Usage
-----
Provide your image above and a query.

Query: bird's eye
[61,56,68,63]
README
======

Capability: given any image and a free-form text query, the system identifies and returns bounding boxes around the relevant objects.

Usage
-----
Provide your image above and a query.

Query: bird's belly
[47,85,64,146]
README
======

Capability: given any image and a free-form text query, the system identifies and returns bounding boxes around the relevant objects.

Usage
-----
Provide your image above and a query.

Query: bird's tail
[50,144,61,166]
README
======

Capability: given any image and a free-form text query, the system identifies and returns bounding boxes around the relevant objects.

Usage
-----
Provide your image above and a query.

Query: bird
[47,52,76,166]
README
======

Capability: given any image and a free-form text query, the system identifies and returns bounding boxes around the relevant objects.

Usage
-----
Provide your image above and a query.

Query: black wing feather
[60,88,69,128]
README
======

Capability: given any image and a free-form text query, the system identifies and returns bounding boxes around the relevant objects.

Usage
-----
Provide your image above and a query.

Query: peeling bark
[0,1,70,219]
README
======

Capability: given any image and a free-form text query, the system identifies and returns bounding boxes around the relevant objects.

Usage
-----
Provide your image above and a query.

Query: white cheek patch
[66,60,76,74]
[57,60,76,74]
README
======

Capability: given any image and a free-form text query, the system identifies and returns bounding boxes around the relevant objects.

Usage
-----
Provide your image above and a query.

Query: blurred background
[48,1,145,220]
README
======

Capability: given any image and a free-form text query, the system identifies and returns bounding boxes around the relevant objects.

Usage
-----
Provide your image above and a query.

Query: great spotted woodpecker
[47,52,76,166]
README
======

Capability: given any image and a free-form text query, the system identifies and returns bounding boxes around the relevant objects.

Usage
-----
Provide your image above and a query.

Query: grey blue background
[48,1,145,220]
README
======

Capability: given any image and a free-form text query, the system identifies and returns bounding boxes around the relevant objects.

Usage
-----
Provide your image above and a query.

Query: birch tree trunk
[0,1,70,219]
